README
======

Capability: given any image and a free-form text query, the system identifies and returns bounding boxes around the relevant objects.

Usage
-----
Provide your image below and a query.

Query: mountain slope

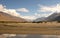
[33,12,60,22]
[45,12,60,21]
[33,17,46,22]
[0,11,27,22]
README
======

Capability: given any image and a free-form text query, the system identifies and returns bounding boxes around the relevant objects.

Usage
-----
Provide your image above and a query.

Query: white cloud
[0,4,35,20]
[16,8,29,12]
[37,4,60,17]
[21,15,36,20]
[0,4,5,11]
[0,4,21,17]
[35,13,50,17]
[0,4,29,17]
[38,4,60,13]
[3,9,21,17]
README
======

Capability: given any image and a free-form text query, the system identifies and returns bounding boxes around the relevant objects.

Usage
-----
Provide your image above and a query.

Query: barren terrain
[0,22,60,35]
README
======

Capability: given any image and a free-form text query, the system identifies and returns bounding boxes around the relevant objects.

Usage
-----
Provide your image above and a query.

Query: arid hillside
[0,11,27,22]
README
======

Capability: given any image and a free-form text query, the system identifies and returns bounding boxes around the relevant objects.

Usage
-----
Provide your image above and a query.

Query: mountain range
[0,11,60,23]
[34,12,60,22]
[45,12,60,21]
[33,17,46,22]
[0,11,27,23]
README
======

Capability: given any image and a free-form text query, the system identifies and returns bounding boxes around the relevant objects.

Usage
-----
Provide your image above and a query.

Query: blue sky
[0,0,60,20]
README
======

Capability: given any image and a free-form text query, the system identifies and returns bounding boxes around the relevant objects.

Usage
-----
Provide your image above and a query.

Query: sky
[0,0,60,20]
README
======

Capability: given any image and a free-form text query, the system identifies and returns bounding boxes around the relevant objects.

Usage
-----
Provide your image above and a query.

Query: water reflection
[0,34,59,38]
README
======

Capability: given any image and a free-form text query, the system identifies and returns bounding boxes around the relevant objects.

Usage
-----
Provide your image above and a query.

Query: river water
[0,34,59,38]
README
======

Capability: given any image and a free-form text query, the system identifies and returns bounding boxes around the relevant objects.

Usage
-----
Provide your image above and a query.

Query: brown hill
[0,11,27,23]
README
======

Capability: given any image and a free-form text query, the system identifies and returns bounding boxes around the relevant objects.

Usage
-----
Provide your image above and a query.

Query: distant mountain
[33,17,46,22]
[0,11,27,22]
[45,12,60,21]
[33,12,60,22]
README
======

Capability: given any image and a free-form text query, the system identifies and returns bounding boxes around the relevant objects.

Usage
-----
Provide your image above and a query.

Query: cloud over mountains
[16,8,29,12]
[37,4,60,17]
[38,4,60,13]
[0,4,37,20]
[0,4,31,19]
[0,4,60,20]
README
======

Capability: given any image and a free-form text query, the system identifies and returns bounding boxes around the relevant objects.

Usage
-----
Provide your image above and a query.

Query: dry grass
[0,22,60,35]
